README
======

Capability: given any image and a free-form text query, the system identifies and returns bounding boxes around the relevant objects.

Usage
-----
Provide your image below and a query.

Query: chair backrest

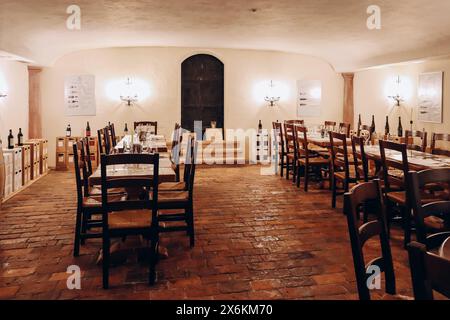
[109,123,117,147]
[100,153,159,216]
[324,121,337,133]
[294,125,310,162]
[339,123,351,138]
[408,169,450,248]
[73,140,90,204]
[272,122,285,155]
[329,132,351,179]
[284,123,296,155]
[184,136,198,199]
[379,140,409,192]
[431,133,450,156]
[351,136,369,182]
[344,180,396,300]
[97,128,111,155]
[83,137,93,177]
[405,130,427,152]
[134,121,158,134]
[285,120,304,126]
[171,124,183,169]
[408,241,450,300]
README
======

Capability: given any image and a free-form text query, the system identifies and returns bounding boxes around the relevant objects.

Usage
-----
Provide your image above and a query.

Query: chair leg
[403,206,412,249]
[304,166,309,192]
[292,159,297,183]
[81,213,89,245]
[296,165,301,188]
[286,158,290,180]
[73,208,82,257]
[332,176,337,209]
[188,204,195,247]
[280,155,284,178]
[149,229,158,285]
[102,234,110,289]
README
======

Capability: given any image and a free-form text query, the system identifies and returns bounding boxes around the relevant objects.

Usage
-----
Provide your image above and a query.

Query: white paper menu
[64,75,96,116]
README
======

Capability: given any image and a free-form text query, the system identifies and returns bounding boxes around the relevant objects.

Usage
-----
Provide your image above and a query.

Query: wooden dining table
[307,134,351,148]
[115,134,169,153]
[362,145,450,170]
[89,134,176,185]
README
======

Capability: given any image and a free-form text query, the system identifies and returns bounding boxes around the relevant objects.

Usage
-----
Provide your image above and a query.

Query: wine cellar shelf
[55,136,98,171]
[2,139,49,203]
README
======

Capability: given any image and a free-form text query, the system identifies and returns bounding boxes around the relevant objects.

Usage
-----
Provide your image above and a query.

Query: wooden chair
[100,153,160,289]
[134,121,158,134]
[379,140,411,247]
[73,141,112,257]
[431,133,450,156]
[284,123,297,182]
[330,132,357,208]
[339,123,351,138]
[158,136,197,247]
[379,141,439,248]
[344,180,397,300]
[408,241,450,300]
[405,130,427,152]
[294,125,329,191]
[408,169,450,249]
[273,122,289,178]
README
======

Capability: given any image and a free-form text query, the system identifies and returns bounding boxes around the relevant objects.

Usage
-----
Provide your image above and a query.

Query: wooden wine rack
[55,136,98,171]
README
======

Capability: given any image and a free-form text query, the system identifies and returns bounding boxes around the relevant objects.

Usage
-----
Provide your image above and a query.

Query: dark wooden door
[181,54,224,133]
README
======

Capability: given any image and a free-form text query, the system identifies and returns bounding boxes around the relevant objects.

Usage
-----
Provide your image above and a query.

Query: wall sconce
[120,77,138,106]
[264,80,280,107]
[388,76,404,107]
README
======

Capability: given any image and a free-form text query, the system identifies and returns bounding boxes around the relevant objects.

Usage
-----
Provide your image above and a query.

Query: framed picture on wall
[417,71,443,123]
[297,80,322,117]
[64,74,96,116]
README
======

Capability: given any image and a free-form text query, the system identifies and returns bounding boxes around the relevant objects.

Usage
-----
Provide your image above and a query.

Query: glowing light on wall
[384,75,413,106]
[0,72,8,98]
[252,80,290,106]
[105,77,151,105]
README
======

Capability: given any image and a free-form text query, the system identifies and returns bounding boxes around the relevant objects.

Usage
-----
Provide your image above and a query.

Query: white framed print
[417,71,443,123]
[297,80,322,117]
[65,74,96,116]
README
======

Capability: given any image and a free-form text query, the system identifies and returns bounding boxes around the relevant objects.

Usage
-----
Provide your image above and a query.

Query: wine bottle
[66,124,71,137]
[385,116,390,136]
[357,114,362,136]
[370,115,376,135]
[397,117,403,137]
[17,128,23,146]
[258,120,263,131]
[124,123,129,135]
[7,129,14,149]
[86,122,91,137]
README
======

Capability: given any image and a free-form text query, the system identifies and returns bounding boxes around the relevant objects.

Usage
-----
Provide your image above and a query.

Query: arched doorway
[181,54,224,134]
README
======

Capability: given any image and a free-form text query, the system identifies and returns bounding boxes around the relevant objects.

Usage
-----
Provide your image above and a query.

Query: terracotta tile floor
[0,166,414,300]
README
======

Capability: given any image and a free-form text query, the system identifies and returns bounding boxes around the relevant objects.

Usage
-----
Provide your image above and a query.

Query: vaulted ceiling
[1,0,450,71]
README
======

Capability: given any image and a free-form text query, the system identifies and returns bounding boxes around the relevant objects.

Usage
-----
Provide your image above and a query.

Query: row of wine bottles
[6,128,24,149]
[65,122,131,138]
[357,114,405,137]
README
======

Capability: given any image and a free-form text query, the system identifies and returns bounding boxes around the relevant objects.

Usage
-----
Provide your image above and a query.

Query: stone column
[28,67,42,139]
[342,73,355,128]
